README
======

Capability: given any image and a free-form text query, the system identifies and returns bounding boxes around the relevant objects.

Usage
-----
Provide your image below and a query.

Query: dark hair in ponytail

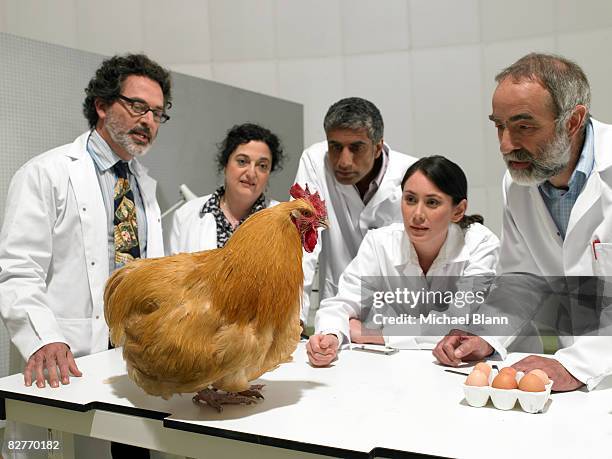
[401,155,483,229]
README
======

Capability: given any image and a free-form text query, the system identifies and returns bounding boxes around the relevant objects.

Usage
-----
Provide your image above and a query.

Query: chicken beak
[318,217,329,229]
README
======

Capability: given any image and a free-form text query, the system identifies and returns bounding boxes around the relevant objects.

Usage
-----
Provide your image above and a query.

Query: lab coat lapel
[565,172,601,241]
[529,186,563,246]
[66,133,108,277]
[366,178,395,213]
[131,161,163,257]
[395,230,416,274]
[366,146,398,211]
[565,118,612,241]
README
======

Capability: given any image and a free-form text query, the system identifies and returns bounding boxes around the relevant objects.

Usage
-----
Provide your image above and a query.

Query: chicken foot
[193,385,265,412]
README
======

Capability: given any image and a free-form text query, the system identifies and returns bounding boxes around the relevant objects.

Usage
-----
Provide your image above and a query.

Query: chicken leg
[193,385,265,412]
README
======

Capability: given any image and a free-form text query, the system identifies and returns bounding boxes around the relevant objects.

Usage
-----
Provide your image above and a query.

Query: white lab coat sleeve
[315,231,381,346]
[455,224,500,316]
[481,178,541,359]
[294,150,324,324]
[0,163,67,361]
[554,336,612,390]
[462,226,500,277]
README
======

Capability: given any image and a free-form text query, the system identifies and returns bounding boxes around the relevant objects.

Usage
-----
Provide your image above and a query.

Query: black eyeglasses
[116,95,170,124]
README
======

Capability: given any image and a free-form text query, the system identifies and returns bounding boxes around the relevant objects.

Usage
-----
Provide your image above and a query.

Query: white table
[0,344,611,458]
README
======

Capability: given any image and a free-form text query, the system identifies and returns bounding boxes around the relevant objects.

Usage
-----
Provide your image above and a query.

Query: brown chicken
[104,184,327,410]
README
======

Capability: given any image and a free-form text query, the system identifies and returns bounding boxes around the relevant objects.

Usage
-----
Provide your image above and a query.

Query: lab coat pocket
[593,243,612,303]
[56,318,92,357]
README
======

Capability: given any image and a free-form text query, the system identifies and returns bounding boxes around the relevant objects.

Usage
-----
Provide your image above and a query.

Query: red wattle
[304,229,318,253]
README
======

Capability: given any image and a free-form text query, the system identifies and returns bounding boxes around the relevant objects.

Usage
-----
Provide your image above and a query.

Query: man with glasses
[0,53,171,458]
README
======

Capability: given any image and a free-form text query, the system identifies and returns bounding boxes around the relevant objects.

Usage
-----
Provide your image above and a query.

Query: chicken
[104,183,327,410]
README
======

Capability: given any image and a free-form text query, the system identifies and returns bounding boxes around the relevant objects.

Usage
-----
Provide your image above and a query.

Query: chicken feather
[104,196,325,399]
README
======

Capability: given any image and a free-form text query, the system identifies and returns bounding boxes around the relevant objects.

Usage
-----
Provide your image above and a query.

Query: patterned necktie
[113,161,140,267]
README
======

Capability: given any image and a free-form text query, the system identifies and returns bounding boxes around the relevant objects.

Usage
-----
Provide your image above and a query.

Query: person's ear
[374,138,384,158]
[565,105,588,138]
[94,98,109,124]
[451,199,467,223]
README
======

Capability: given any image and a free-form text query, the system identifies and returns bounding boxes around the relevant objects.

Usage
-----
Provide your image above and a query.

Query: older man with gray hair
[433,53,612,392]
[295,97,416,364]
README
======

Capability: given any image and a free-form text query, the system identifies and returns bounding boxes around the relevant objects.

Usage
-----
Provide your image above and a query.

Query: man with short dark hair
[0,53,172,458]
[296,97,416,364]
[433,53,612,392]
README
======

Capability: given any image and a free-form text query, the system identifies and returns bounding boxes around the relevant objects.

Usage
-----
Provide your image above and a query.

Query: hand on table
[512,355,584,392]
[349,318,384,345]
[24,342,82,388]
[306,334,339,367]
[433,329,493,366]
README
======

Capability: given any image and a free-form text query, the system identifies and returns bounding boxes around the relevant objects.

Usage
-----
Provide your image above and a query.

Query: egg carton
[463,369,553,413]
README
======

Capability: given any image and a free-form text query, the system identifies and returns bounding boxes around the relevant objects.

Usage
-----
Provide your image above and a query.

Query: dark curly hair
[216,123,285,173]
[401,155,483,229]
[83,54,172,129]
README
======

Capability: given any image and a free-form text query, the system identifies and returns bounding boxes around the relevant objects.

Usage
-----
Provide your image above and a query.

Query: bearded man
[0,54,171,458]
[432,53,612,392]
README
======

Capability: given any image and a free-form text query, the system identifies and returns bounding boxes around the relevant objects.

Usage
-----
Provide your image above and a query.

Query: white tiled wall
[344,52,414,154]
[143,0,211,64]
[2,0,612,236]
[480,0,556,43]
[411,45,486,187]
[342,0,410,54]
[278,57,344,147]
[409,0,479,49]
[209,0,276,61]
[75,0,144,55]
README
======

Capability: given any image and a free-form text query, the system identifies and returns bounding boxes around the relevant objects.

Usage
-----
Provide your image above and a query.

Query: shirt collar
[87,129,134,173]
[200,186,267,219]
[571,119,595,184]
[371,144,389,188]
[399,223,467,269]
[360,145,389,204]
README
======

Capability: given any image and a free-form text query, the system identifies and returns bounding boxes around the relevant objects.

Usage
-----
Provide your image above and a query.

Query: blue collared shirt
[539,121,595,240]
[86,130,148,273]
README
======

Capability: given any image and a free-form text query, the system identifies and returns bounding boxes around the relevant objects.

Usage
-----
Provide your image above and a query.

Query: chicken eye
[302,209,312,218]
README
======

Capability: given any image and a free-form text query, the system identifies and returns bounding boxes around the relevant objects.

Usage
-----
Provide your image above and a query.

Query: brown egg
[518,373,546,392]
[492,372,518,389]
[465,369,489,387]
[499,367,517,378]
[473,362,492,378]
[528,369,550,385]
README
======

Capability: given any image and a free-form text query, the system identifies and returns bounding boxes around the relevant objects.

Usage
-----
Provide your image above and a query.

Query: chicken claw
[237,384,265,399]
[193,385,265,412]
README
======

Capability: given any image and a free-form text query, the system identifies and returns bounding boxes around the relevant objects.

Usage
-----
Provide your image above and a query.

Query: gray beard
[505,130,571,186]
[106,116,151,158]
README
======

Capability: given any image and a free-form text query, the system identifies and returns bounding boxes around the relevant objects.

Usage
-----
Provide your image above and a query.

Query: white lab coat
[295,141,417,321]
[169,194,279,254]
[0,132,164,458]
[315,222,500,349]
[489,119,612,390]
[0,131,164,364]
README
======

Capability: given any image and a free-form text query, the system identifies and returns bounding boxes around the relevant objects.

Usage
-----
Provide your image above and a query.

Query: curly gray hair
[495,53,590,131]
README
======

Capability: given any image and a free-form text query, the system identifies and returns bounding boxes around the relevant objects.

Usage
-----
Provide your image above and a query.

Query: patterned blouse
[200,186,267,248]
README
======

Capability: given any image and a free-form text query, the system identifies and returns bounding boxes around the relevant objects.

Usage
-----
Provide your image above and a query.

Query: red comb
[290,183,309,199]
[290,183,327,217]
